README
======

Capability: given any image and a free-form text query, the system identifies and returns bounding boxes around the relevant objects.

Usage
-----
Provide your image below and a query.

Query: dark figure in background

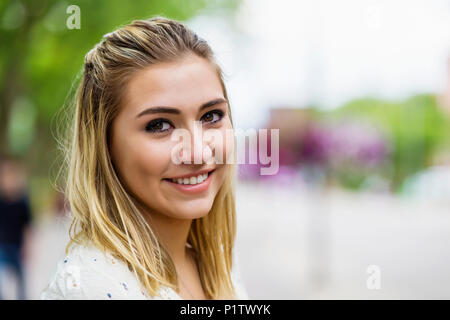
[0,156,32,300]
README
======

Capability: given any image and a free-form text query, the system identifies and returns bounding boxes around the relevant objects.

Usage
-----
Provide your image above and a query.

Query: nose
[178,120,214,165]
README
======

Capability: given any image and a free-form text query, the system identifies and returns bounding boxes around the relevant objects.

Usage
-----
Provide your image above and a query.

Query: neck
[144,208,193,267]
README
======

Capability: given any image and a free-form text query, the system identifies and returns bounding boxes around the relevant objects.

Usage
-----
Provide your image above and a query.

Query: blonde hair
[61,16,237,299]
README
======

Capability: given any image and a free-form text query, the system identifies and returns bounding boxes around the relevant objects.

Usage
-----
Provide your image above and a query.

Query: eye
[201,109,224,124]
[145,119,173,133]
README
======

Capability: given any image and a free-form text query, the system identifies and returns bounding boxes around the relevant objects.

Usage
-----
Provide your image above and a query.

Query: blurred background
[1,0,450,299]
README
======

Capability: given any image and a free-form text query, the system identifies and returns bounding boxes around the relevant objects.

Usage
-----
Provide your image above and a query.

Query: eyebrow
[136,98,228,118]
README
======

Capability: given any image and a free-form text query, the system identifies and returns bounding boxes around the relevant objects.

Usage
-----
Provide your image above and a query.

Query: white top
[40,242,249,300]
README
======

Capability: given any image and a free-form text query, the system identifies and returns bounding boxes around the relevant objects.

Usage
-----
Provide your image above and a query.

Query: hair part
[63,16,237,299]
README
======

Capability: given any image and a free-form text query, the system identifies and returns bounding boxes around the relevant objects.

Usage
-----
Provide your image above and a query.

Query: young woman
[41,16,248,300]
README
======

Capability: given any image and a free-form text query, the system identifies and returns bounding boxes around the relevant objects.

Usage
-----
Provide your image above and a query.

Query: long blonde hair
[61,16,237,299]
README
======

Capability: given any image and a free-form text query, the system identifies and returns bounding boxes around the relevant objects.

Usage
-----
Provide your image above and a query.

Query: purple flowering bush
[238,118,391,191]
[299,118,391,189]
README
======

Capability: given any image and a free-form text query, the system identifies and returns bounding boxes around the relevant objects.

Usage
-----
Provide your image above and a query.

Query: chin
[169,198,214,220]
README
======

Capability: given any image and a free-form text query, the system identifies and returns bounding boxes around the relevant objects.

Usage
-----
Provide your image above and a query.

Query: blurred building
[266,107,313,136]
[265,107,314,167]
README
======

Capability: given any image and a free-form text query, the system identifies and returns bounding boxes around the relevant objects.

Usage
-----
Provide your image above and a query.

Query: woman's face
[109,53,233,220]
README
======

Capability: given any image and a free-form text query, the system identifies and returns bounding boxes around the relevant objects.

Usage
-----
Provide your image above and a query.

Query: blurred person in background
[0,155,32,300]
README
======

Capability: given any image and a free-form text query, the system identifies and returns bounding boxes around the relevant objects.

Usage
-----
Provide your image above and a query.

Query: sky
[188,0,450,129]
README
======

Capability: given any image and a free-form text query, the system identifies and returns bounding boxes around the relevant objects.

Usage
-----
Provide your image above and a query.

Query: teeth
[171,172,209,185]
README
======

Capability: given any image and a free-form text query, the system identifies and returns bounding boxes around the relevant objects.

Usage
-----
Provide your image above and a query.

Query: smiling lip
[165,168,215,180]
[163,169,215,194]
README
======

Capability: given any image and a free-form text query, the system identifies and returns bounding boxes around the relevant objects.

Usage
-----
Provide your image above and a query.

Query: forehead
[122,54,224,116]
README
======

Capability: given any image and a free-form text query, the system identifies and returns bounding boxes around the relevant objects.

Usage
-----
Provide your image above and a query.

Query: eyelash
[145,109,225,134]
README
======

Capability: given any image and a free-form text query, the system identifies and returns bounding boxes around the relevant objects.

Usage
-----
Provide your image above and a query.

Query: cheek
[130,144,165,176]
[110,129,171,193]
